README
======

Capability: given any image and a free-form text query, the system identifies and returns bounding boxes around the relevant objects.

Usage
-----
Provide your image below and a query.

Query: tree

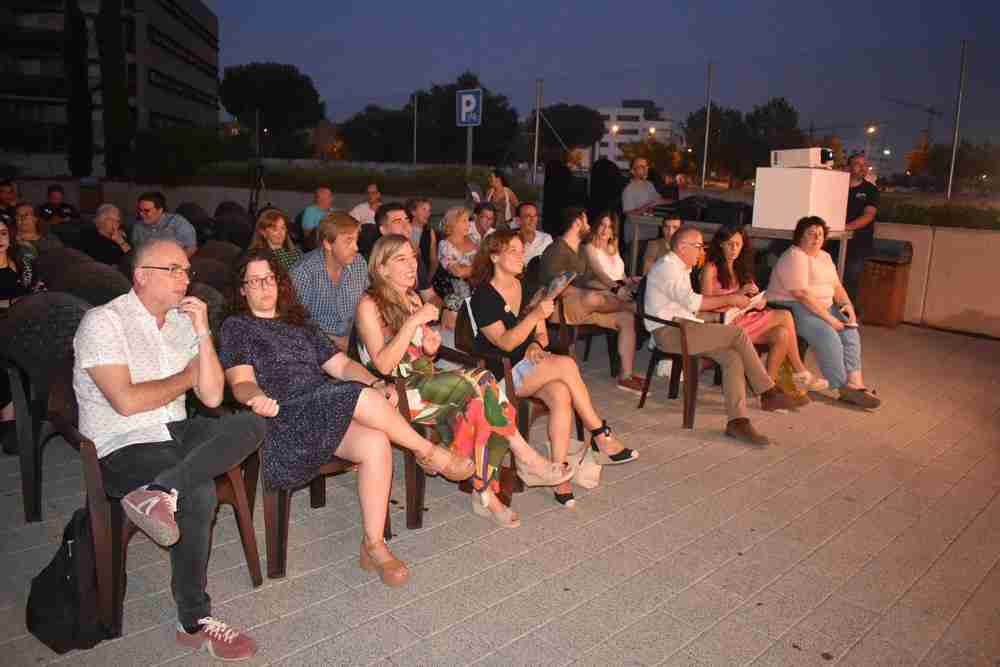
[745,97,806,168]
[526,104,605,151]
[97,0,132,178]
[64,0,92,176]
[340,72,519,165]
[684,104,753,184]
[905,136,930,175]
[619,141,690,176]
[220,63,326,137]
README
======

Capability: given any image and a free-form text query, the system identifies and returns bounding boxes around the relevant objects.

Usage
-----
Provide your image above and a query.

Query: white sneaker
[793,370,829,392]
[655,359,674,377]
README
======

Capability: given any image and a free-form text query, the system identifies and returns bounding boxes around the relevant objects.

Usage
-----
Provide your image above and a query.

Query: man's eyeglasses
[680,241,705,249]
[141,265,196,280]
[243,274,277,290]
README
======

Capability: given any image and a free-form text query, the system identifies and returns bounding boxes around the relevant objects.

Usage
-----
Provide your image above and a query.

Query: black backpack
[26,508,111,653]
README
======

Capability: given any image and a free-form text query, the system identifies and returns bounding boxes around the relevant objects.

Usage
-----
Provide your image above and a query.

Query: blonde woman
[248,208,302,272]
[357,234,572,527]
[485,170,519,225]
[435,206,478,329]
[583,211,639,310]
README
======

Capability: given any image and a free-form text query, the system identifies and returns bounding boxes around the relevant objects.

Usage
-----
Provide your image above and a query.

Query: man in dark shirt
[38,184,79,223]
[359,203,439,306]
[0,179,17,227]
[79,203,131,265]
[539,206,643,394]
[843,153,880,299]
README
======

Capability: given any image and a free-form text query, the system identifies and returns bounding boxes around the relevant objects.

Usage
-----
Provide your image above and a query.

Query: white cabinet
[752,167,849,232]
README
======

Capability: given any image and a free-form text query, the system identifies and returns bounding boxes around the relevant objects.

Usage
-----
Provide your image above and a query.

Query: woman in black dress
[219,248,474,587]
[469,230,638,509]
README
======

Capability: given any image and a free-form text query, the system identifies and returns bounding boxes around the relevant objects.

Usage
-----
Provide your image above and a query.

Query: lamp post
[864,124,877,158]
[610,124,619,166]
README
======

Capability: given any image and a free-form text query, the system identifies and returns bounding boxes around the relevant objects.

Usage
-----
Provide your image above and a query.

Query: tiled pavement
[1,323,999,666]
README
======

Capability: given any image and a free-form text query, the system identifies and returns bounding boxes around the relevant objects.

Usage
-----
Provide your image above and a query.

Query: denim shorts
[510,357,537,393]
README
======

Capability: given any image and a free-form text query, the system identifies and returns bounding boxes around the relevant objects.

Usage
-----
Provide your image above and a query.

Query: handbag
[431,264,454,298]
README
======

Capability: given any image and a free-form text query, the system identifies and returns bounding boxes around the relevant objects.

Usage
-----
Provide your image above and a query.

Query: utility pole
[700,62,713,189]
[947,40,968,201]
[532,78,542,185]
[412,93,418,165]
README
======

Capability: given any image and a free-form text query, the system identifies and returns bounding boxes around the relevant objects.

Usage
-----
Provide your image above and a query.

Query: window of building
[599,141,609,147]
[599,114,610,121]
[155,0,219,51]
[148,25,217,80]
[148,67,217,109]
[618,128,639,136]
[617,114,640,122]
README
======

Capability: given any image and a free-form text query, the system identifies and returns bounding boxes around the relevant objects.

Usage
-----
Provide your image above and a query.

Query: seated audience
[357,235,572,527]
[349,182,381,225]
[517,202,552,264]
[701,225,827,391]
[220,248,473,587]
[470,230,638,508]
[358,203,440,306]
[248,208,302,272]
[768,216,880,408]
[0,216,40,305]
[14,201,63,260]
[642,217,681,274]
[131,191,197,257]
[38,184,79,223]
[73,239,262,660]
[644,226,801,446]
[289,213,368,352]
[485,169,519,226]
[299,186,335,241]
[436,206,479,329]
[538,207,643,394]
[468,202,497,245]
[79,204,131,266]
[405,197,437,275]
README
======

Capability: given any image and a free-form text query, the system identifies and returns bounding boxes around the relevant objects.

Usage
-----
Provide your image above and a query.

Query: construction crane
[883,97,943,144]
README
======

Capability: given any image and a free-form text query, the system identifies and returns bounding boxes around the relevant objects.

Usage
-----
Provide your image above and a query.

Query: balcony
[4,27,64,54]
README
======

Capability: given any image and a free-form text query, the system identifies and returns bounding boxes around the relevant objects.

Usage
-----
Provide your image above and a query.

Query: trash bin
[858,239,913,328]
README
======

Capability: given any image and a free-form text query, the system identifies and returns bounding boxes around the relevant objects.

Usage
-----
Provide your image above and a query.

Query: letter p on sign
[456,88,483,127]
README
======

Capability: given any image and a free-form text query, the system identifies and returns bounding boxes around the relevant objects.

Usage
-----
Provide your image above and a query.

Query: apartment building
[593,100,684,169]
[0,0,219,157]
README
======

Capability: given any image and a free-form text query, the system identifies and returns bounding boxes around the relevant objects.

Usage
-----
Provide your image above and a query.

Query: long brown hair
[705,225,755,289]
[366,234,417,334]
[228,247,309,326]
[248,208,294,251]
[585,210,620,254]
[15,201,48,239]
[470,228,521,289]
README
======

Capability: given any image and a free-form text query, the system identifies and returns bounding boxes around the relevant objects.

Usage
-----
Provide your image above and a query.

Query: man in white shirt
[349,182,382,225]
[468,202,496,245]
[644,226,801,445]
[72,239,264,660]
[517,202,552,264]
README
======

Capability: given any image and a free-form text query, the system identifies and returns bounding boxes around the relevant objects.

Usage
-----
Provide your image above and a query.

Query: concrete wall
[921,228,1000,338]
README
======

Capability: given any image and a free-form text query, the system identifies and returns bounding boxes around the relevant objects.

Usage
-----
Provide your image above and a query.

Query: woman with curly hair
[356,234,572,528]
[469,229,638,508]
[700,225,826,391]
[219,248,475,587]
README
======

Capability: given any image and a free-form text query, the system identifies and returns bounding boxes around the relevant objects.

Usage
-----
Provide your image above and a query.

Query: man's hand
[247,394,280,417]
[177,296,210,336]
[421,325,441,356]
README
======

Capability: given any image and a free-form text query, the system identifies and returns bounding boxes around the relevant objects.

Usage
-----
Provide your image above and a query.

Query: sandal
[416,445,475,481]
[589,421,639,465]
[359,538,410,587]
[516,458,574,487]
[472,488,521,528]
[553,490,576,508]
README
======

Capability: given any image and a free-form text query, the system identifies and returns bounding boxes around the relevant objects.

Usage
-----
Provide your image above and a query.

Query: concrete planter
[921,227,1000,338]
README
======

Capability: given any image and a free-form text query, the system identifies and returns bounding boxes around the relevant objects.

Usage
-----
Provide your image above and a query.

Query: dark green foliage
[220,63,326,136]
[132,127,253,185]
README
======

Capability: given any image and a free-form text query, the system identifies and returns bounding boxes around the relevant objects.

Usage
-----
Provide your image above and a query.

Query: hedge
[879,196,1000,231]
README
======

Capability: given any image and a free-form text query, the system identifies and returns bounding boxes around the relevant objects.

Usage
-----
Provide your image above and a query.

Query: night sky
[206,0,998,170]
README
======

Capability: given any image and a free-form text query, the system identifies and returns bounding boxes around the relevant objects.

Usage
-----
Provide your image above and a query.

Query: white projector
[770,148,835,169]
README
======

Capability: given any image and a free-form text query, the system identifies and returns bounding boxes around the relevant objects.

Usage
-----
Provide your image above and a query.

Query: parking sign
[456,88,482,127]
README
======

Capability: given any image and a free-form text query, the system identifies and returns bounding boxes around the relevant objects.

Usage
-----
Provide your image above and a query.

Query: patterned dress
[437,238,476,312]
[219,315,364,490]
[363,322,516,493]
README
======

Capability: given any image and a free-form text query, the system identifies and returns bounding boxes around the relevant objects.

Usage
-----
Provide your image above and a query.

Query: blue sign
[456,88,483,127]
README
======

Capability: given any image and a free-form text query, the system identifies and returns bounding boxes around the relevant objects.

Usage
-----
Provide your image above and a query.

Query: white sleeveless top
[590,246,626,282]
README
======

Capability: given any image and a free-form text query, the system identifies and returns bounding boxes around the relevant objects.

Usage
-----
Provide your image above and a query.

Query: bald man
[73,239,264,660]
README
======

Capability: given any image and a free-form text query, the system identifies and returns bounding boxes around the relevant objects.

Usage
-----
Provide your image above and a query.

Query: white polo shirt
[73,289,198,458]
[643,252,704,332]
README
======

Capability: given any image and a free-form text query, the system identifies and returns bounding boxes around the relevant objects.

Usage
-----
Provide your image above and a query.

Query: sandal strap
[589,420,611,440]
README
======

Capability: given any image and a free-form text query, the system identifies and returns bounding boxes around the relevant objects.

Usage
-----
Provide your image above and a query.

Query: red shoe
[121,485,179,547]
[176,617,257,661]
[616,376,645,395]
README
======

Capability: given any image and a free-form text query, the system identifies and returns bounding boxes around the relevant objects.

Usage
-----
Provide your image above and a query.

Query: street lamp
[611,124,619,135]
[648,127,656,136]
[866,125,877,135]
[882,148,891,156]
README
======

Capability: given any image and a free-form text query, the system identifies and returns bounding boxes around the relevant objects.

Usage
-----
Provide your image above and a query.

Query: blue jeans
[774,301,861,390]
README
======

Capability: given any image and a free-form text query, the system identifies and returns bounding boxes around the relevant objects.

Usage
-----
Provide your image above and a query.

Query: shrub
[132,128,253,186]
[879,196,1000,230]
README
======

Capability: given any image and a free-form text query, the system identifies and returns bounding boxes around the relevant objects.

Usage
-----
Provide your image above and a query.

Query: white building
[593,102,685,169]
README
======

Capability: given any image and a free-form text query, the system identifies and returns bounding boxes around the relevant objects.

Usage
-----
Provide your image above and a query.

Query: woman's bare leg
[759,324,790,378]
[613,311,636,378]
[351,387,434,458]
[334,420,393,546]
[775,310,807,372]
[531,381,574,496]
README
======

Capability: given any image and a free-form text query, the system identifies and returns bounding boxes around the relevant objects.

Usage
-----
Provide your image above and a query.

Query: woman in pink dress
[701,225,827,391]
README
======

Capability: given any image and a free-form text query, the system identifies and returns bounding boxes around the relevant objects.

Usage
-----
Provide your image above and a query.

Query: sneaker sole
[176,632,256,662]
[616,384,643,395]
[122,500,179,547]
